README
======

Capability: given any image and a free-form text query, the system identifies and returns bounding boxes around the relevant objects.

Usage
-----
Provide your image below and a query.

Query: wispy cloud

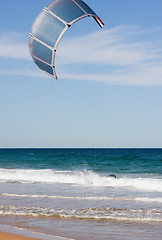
[59,63,162,86]
[56,25,162,86]
[1,26,162,86]
[0,32,29,59]
[0,69,45,78]
[57,25,162,65]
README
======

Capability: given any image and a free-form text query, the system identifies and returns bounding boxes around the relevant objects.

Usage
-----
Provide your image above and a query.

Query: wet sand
[0,232,39,240]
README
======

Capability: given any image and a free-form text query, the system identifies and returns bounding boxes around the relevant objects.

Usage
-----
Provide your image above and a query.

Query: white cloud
[59,63,162,86]
[0,32,29,59]
[1,27,162,86]
[57,25,162,66]
[0,69,45,78]
[0,43,29,59]
[57,25,162,86]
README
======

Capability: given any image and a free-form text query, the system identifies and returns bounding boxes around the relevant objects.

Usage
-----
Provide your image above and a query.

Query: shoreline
[0,232,39,240]
[0,230,76,240]
[0,223,77,240]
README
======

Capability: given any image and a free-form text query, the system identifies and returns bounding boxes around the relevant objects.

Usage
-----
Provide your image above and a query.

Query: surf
[0,205,161,222]
[0,168,162,192]
[2,193,162,203]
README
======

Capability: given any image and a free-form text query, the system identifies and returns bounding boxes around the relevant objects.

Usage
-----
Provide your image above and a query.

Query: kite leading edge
[29,0,104,79]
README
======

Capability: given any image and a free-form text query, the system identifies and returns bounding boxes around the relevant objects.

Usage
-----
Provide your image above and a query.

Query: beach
[0,148,161,240]
[0,232,38,240]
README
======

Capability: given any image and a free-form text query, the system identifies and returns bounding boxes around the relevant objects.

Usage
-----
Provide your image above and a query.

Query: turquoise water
[0,148,162,174]
[0,148,162,239]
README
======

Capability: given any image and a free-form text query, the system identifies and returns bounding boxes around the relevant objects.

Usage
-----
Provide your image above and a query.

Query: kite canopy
[29,0,104,79]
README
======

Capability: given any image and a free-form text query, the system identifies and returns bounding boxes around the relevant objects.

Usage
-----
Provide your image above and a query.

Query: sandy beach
[0,232,38,240]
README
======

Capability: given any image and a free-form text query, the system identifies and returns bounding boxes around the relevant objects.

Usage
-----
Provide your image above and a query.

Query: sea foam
[0,205,161,222]
[2,193,162,203]
[0,168,161,192]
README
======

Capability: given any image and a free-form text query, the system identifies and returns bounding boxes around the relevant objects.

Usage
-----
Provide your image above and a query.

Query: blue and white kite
[29,0,104,79]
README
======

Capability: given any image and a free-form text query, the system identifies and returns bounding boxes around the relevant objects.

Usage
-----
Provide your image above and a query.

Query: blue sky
[0,0,162,148]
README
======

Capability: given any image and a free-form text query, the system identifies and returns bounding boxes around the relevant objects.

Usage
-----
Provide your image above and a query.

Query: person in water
[109,174,117,179]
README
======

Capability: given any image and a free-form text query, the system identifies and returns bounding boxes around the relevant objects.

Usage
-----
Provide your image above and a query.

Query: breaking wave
[0,205,161,222]
[2,193,162,203]
[0,168,161,192]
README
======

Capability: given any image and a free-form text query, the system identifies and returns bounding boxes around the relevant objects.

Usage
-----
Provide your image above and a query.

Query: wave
[0,205,161,222]
[2,193,162,203]
[0,168,162,192]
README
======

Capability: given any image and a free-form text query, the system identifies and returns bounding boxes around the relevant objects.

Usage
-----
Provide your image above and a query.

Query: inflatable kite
[29,0,104,79]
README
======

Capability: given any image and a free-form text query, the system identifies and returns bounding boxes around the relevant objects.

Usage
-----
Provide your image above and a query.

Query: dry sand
[0,232,39,240]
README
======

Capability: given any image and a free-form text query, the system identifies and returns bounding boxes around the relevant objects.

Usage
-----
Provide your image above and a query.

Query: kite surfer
[109,174,117,179]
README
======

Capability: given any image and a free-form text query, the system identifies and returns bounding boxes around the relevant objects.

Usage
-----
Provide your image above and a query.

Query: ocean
[0,148,161,239]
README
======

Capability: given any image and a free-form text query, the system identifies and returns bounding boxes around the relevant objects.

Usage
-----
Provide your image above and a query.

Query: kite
[29,0,104,79]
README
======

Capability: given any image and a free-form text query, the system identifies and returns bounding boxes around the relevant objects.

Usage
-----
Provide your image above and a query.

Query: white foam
[135,197,162,203]
[2,193,162,203]
[0,168,161,192]
[0,205,161,223]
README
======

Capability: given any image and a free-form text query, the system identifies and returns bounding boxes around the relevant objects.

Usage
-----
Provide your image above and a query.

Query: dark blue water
[0,148,162,175]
